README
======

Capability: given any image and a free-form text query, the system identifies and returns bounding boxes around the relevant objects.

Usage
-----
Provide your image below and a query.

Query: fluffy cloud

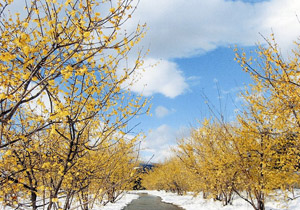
[127,0,300,59]
[144,124,174,147]
[128,58,188,98]
[122,0,300,98]
[155,105,175,118]
[141,124,190,162]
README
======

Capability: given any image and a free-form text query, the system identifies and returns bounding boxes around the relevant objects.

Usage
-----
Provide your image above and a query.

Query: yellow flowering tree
[0,0,149,209]
[231,35,300,210]
[177,120,238,205]
[142,158,191,195]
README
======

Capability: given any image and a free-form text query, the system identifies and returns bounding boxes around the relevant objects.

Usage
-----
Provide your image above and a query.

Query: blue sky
[123,0,300,162]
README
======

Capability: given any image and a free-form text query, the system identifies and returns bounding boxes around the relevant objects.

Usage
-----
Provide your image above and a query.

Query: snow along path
[0,193,139,210]
[135,190,300,210]
[98,193,139,210]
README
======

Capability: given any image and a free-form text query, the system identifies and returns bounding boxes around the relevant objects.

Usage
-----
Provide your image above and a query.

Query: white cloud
[143,144,176,163]
[187,76,202,87]
[155,106,169,118]
[127,0,300,59]
[128,58,188,98]
[143,124,174,148]
[122,0,300,98]
[155,105,175,118]
[140,124,190,162]
[259,0,300,54]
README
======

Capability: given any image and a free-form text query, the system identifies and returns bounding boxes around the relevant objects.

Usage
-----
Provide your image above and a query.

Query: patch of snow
[97,193,139,210]
[0,193,139,210]
[140,190,300,210]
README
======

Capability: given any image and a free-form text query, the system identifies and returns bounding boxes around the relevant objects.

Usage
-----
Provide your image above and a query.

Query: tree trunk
[257,198,265,210]
[31,191,37,210]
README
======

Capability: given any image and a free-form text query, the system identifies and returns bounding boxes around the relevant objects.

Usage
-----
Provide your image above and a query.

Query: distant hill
[138,163,156,173]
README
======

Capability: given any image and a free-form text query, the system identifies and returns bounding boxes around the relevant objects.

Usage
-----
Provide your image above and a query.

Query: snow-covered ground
[98,193,139,210]
[0,193,139,210]
[144,190,300,210]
